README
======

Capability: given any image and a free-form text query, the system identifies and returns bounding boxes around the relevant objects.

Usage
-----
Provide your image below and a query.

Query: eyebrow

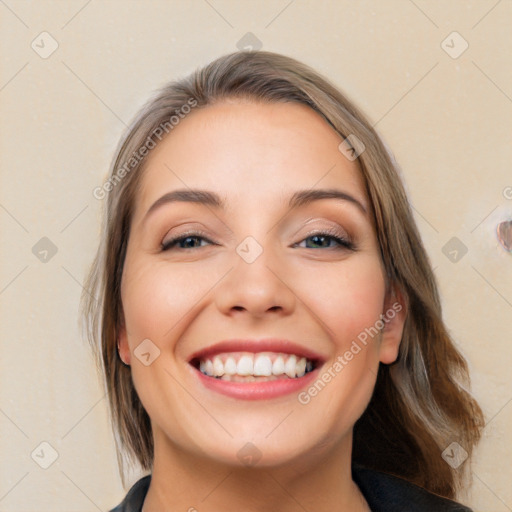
[143,187,367,222]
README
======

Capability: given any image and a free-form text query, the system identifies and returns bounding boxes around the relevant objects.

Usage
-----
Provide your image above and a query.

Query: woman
[82,51,484,511]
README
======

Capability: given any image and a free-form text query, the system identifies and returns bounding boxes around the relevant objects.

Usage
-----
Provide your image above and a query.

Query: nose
[214,244,296,319]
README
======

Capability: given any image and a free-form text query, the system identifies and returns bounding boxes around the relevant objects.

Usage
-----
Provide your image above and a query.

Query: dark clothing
[352,466,472,511]
[110,465,472,512]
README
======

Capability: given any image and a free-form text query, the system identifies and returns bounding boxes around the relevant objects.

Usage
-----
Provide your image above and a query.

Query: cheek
[120,259,212,421]
[297,255,386,351]
[297,259,385,432]
[297,257,385,426]
[121,257,225,345]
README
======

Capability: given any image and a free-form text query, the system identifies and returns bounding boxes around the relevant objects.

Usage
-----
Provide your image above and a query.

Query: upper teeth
[198,352,313,378]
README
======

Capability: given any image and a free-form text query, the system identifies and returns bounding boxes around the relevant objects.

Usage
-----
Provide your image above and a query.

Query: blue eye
[161,233,213,251]
[161,230,355,252]
[297,232,355,251]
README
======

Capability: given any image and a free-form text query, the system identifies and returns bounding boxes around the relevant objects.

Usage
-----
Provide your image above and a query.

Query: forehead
[134,100,367,218]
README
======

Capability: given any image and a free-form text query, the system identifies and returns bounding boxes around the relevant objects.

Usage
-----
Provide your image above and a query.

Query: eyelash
[160,228,355,252]
[296,228,356,251]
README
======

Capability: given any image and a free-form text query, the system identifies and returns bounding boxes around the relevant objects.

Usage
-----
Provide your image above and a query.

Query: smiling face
[118,99,405,470]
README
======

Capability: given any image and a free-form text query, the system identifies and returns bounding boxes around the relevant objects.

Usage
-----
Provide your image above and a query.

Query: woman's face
[118,100,405,469]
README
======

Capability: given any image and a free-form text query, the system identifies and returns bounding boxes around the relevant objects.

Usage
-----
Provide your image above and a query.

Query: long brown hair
[81,50,484,498]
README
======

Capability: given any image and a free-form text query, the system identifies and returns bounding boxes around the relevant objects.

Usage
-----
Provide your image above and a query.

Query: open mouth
[190,352,319,382]
[186,339,326,400]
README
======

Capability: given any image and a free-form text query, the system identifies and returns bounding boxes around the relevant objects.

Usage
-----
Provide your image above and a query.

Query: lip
[187,338,326,401]
[192,366,322,400]
[188,338,327,363]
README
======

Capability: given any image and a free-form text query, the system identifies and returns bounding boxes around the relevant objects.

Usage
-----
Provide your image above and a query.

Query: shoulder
[352,465,472,512]
[109,475,151,512]
[109,468,473,512]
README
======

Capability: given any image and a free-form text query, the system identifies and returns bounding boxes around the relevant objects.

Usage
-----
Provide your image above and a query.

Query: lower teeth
[202,370,312,381]
[219,374,286,382]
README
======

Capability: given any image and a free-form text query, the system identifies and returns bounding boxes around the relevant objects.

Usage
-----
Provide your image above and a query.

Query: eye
[160,229,355,251]
[295,229,355,251]
[161,231,215,251]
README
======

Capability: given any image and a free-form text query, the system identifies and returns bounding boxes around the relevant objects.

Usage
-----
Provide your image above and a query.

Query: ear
[117,320,131,366]
[378,284,407,364]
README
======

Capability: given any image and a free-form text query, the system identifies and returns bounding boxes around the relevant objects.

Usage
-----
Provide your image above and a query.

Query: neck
[142,429,370,512]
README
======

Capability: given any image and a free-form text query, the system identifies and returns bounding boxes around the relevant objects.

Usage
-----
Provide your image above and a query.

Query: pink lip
[188,338,326,363]
[187,338,326,401]
[193,366,321,400]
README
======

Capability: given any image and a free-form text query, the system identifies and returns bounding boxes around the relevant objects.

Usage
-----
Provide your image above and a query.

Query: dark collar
[109,466,472,512]
[351,465,472,511]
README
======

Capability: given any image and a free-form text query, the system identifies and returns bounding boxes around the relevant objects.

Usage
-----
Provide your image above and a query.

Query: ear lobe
[117,323,131,366]
[379,285,408,365]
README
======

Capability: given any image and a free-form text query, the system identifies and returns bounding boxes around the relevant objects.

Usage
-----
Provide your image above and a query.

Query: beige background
[1,1,511,511]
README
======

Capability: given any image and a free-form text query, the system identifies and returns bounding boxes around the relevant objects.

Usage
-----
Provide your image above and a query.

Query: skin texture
[118,99,406,512]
